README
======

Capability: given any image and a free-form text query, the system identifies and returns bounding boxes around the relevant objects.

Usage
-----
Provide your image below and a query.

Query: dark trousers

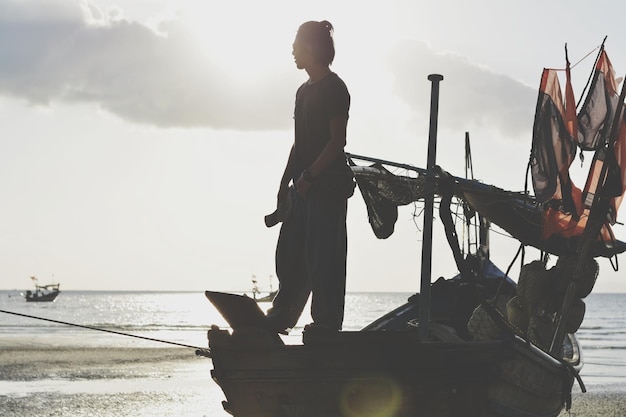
[267,192,348,331]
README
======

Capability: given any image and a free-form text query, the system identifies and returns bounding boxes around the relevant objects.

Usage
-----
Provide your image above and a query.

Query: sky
[1,0,626,293]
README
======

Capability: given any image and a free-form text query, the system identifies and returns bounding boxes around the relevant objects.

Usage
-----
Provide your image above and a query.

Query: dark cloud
[0,1,297,130]
[387,40,537,140]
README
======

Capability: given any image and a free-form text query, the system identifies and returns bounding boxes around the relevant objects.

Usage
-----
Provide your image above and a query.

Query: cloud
[0,0,297,130]
[386,40,537,141]
[0,1,540,135]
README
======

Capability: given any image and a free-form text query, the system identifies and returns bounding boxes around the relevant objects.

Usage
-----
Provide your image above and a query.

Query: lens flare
[339,374,403,417]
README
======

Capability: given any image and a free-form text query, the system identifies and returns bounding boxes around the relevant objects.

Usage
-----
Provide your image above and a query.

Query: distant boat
[251,275,277,303]
[24,276,60,302]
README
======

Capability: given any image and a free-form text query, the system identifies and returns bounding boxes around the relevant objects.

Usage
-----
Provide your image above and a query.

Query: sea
[1,291,625,416]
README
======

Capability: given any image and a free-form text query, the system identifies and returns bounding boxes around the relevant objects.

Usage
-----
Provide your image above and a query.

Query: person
[265,20,355,333]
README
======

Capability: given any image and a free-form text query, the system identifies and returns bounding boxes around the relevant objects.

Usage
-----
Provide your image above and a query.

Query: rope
[0,309,210,356]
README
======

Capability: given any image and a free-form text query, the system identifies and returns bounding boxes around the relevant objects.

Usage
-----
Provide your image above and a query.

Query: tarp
[530,68,580,215]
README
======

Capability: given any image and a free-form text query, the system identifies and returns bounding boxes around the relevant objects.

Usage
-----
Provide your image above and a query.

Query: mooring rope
[0,309,211,356]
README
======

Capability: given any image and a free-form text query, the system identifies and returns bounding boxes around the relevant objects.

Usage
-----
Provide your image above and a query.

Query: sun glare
[181,3,295,82]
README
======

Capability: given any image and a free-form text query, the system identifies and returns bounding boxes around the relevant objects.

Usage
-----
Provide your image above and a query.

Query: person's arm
[278,144,296,201]
[295,116,348,196]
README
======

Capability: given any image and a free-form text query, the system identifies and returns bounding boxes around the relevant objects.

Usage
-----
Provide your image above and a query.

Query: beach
[1,291,625,416]
[560,393,626,417]
[1,337,624,417]
[0,337,229,417]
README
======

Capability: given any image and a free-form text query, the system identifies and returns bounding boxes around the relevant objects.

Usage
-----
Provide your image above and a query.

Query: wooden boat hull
[210,327,503,417]
[205,286,581,417]
[25,290,60,302]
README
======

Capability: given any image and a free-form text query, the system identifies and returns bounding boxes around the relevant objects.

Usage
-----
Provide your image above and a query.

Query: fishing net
[467,304,501,341]
[351,164,425,239]
[506,296,529,337]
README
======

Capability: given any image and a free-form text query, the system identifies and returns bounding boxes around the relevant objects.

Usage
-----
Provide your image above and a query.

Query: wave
[580,343,626,349]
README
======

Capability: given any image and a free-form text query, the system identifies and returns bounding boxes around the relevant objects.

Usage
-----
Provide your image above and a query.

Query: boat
[24,276,61,302]
[250,275,277,303]
[201,43,626,417]
[251,290,277,303]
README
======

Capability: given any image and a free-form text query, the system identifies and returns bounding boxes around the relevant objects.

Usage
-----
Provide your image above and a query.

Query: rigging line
[0,309,209,352]
[543,41,603,72]
[577,38,607,110]
[540,39,605,111]
[570,45,601,70]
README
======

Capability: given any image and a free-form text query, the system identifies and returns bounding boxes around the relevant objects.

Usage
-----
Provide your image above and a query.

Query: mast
[418,74,444,341]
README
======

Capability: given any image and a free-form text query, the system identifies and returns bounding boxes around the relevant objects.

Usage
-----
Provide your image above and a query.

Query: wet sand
[0,337,228,417]
[1,338,624,416]
[0,343,204,380]
[560,392,626,417]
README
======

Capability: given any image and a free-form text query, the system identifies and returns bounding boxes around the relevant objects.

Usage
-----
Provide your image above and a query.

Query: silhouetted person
[265,20,354,333]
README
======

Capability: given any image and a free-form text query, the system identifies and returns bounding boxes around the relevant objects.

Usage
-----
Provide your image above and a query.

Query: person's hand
[295,174,311,197]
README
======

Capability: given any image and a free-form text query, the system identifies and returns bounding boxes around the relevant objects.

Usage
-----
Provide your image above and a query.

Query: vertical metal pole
[418,74,444,341]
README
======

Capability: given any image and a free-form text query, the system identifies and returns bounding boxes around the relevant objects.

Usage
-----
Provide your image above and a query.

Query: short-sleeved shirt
[293,72,354,198]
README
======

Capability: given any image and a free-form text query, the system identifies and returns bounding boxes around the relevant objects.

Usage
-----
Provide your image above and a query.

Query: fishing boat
[24,276,61,302]
[202,43,626,417]
[250,275,277,303]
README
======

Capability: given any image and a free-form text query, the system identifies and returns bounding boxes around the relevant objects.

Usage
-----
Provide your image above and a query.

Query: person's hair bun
[320,20,334,36]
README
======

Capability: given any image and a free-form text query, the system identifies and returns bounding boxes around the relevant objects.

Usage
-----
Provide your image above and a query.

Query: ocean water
[1,291,625,416]
[574,293,626,389]
[0,291,412,348]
